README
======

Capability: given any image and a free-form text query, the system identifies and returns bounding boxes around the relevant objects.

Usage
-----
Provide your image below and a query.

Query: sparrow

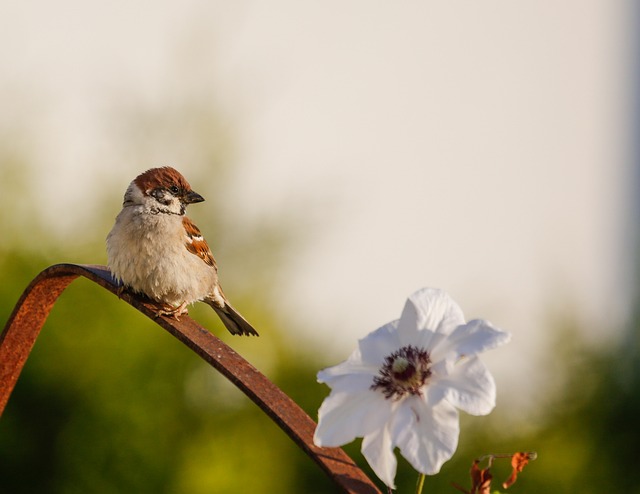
[106,166,258,336]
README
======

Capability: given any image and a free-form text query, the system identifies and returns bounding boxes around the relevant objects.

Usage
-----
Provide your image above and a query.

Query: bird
[106,166,258,336]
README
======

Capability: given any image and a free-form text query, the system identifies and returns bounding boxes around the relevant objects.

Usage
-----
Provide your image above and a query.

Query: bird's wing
[182,216,217,269]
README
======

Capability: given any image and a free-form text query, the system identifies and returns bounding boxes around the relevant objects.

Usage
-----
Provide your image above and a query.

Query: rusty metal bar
[0,264,380,494]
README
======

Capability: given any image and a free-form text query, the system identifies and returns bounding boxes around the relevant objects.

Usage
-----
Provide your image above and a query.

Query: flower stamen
[371,345,431,400]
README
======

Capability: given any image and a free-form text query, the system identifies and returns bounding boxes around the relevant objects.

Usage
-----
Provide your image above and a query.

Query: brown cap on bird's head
[134,167,190,193]
[133,167,204,204]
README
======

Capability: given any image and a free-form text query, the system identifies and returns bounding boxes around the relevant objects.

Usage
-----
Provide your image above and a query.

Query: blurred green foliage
[0,103,639,493]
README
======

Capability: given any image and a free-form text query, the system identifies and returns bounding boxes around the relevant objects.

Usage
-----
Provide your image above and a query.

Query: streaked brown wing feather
[183,216,217,269]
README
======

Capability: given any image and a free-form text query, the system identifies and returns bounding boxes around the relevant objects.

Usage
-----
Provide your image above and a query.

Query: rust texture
[0,264,380,494]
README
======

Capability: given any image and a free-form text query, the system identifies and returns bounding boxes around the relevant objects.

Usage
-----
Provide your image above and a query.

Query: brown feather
[182,216,217,268]
[134,166,192,195]
[204,297,259,336]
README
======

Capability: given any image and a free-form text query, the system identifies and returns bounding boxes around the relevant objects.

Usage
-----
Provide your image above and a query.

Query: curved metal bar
[0,264,380,494]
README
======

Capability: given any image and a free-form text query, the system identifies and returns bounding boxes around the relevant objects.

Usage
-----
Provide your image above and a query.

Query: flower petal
[319,371,377,395]
[430,318,510,363]
[358,321,402,367]
[314,388,392,447]
[397,288,466,348]
[362,422,397,489]
[318,347,378,385]
[428,356,497,415]
[391,396,460,475]
[320,321,402,385]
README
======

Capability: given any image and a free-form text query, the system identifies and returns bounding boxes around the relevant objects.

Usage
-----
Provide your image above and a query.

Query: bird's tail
[205,298,259,336]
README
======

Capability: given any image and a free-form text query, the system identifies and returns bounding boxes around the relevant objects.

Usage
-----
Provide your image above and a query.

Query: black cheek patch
[150,188,172,205]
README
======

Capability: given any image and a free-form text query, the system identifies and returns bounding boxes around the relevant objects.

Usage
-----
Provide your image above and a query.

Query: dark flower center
[371,345,432,400]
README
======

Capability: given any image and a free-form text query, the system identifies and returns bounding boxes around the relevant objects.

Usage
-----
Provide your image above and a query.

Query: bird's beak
[184,190,205,204]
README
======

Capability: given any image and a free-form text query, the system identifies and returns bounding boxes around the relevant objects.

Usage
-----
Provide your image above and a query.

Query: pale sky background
[0,1,635,413]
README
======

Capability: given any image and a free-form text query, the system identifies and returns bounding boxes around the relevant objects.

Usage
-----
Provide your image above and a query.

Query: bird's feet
[154,301,189,320]
[115,285,127,299]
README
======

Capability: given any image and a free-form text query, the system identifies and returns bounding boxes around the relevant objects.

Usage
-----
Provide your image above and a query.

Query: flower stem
[415,473,426,494]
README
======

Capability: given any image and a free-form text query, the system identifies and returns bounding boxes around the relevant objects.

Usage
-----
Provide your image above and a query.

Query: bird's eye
[169,185,180,195]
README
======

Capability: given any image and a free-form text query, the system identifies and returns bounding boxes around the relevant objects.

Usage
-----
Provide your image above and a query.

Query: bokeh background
[0,1,638,493]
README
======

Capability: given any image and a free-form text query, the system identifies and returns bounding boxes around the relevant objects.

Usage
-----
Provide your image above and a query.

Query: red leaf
[471,460,493,494]
[502,452,535,489]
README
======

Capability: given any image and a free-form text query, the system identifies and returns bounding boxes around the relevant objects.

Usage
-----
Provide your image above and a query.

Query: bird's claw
[116,285,127,299]
[153,301,189,320]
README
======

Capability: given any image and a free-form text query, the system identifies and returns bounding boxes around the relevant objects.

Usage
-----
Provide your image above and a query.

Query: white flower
[313,288,510,489]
